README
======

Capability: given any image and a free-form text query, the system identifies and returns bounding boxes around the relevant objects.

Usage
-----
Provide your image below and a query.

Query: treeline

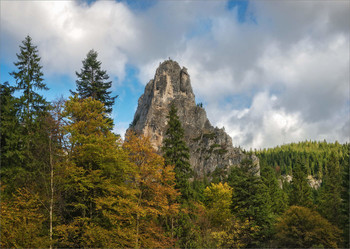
[1,36,349,248]
[256,141,349,178]
[255,141,349,248]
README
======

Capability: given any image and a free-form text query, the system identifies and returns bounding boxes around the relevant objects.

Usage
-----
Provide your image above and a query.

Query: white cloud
[1,0,349,149]
[1,0,136,81]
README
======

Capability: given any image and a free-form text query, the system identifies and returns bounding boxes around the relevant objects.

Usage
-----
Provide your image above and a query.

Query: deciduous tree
[275,206,342,248]
[124,131,179,248]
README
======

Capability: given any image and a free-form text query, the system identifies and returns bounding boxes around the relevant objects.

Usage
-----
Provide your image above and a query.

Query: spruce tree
[289,158,313,207]
[341,146,349,248]
[10,35,48,121]
[0,82,23,193]
[318,152,342,225]
[260,158,287,215]
[228,159,273,245]
[71,49,117,114]
[6,35,50,190]
[162,104,192,200]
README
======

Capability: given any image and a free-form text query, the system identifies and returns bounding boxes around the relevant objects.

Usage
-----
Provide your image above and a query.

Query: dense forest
[1,36,349,248]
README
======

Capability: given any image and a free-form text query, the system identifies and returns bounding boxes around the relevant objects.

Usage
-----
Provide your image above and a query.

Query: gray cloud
[1,0,349,149]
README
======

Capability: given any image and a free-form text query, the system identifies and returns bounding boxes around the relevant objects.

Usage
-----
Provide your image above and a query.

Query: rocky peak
[152,60,195,105]
[129,59,259,179]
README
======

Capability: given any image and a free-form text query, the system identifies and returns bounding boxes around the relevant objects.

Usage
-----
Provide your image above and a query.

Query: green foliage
[260,158,288,215]
[10,35,48,118]
[256,140,348,178]
[341,145,350,248]
[2,37,349,248]
[228,159,274,246]
[2,36,51,195]
[318,152,342,225]
[275,206,342,248]
[71,49,117,114]
[203,132,216,139]
[162,104,193,201]
[289,158,313,208]
[204,182,232,226]
[201,182,256,248]
[0,82,22,175]
[174,205,201,248]
[58,96,134,247]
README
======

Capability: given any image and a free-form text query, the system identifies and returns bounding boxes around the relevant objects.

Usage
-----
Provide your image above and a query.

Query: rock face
[129,60,258,179]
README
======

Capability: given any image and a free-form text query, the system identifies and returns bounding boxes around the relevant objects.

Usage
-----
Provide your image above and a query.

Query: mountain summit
[129,59,258,178]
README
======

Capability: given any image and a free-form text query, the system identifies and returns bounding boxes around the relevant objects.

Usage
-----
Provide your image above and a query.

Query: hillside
[256,141,349,178]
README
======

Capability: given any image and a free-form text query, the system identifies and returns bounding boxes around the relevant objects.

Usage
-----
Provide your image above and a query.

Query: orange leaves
[124,131,180,247]
[124,131,180,215]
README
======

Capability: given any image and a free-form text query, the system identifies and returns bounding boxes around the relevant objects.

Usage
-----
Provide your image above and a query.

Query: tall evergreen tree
[289,158,313,207]
[162,104,193,200]
[10,35,48,121]
[341,145,350,248]
[318,152,342,225]
[228,159,273,246]
[260,158,287,215]
[0,82,21,171]
[161,104,198,248]
[71,49,117,114]
[4,36,50,190]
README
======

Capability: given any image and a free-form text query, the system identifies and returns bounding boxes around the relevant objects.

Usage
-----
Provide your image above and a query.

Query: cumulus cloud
[1,0,136,80]
[1,0,349,149]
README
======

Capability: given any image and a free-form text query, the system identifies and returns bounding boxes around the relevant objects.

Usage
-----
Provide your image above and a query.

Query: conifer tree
[71,49,117,114]
[0,82,21,175]
[10,35,48,121]
[162,104,193,200]
[5,36,50,190]
[341,146,350,248]
[260,158,287,215]
[318,152,342,225]
[289,158,313,208]
[228,159,273,245]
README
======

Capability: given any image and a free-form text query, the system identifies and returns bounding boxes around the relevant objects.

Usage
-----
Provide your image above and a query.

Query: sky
[1,0,349,149]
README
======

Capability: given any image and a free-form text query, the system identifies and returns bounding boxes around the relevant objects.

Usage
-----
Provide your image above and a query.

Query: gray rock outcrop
[129,59,259,179]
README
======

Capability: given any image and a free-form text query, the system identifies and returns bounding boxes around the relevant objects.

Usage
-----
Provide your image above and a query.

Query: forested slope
[1,36,349,249]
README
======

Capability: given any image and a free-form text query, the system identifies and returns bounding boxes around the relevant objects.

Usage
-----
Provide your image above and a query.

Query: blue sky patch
[186,18,213,40]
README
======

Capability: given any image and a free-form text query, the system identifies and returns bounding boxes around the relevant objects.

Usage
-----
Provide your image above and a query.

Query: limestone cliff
[129,60,259,179]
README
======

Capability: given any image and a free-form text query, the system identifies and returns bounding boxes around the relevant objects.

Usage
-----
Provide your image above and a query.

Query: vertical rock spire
[129,59,259,178]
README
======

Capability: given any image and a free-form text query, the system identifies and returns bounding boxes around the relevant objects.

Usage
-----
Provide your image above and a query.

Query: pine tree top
[10,35,47,92]
[71,49,117,114]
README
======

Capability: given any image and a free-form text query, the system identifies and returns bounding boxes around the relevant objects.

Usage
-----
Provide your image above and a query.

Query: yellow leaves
[124,131,180,216]
[210,219,253,249]
[123,131,180,247]
[0,187,49,248]
[204,182,233,227]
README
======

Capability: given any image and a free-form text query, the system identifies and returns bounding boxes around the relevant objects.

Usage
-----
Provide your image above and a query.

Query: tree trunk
[49,134,53,249]
[171,217,174,241]
[136,212,139,249]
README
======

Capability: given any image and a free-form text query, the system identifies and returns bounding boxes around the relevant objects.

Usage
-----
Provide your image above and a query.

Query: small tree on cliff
[162,104,193,201]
